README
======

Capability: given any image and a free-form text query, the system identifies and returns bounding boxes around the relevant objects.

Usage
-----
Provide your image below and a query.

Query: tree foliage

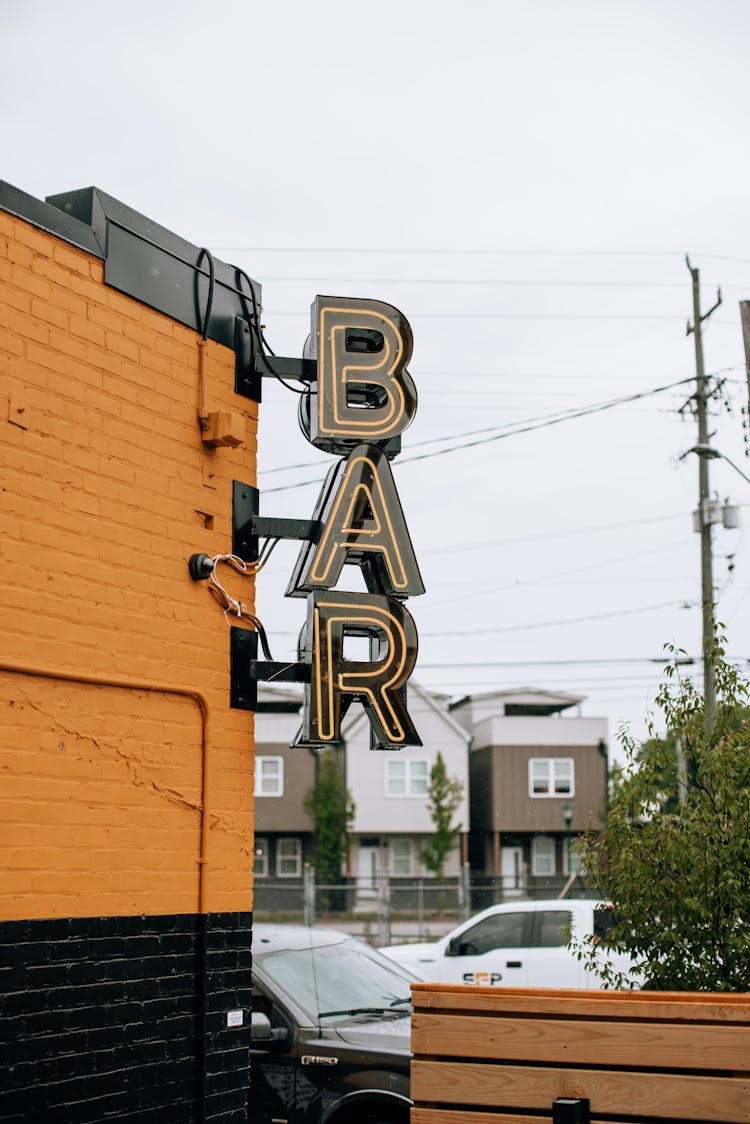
[303,750,355,885]
[419,752,464,881]
[576,638,750,991]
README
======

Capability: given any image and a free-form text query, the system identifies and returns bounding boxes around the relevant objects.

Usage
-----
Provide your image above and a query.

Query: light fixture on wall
[563,803,573,870]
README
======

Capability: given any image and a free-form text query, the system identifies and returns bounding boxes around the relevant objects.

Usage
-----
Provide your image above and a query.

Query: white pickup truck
[380,898,635,989]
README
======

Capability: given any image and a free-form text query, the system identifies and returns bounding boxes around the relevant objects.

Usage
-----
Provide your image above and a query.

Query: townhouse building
[252,685,319,908]
[252,682,608,908]
[451,687,608,897]
[343,681,471,910]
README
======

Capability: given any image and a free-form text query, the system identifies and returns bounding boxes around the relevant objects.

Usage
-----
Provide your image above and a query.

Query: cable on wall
[195,248,216,432]
[234,266,308,397]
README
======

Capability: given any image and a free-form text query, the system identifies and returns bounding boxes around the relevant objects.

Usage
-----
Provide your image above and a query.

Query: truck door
[249,986,297,1124]
[523,908,581,988]
[443,910,529,987]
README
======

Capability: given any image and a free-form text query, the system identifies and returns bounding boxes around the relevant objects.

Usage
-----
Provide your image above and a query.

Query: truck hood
[334,1012,412,1055]
[380,941,440,962]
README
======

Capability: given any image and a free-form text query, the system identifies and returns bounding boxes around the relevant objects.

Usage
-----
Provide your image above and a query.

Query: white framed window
[529,758,574,798]
[253,837,268,878]
[276,837,301,878]
[255,756,284,797]
[390,838,414,876]
[386,759,429,797]
[531,835,556,877]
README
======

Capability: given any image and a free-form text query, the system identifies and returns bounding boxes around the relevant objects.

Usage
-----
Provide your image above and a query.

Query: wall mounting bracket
[230,627,309,711]
[232,480,323,564]
[254,355,317,384]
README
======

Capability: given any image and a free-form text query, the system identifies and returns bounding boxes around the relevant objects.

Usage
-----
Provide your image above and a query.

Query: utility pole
[739,301,750,449]
[686,257,722,731]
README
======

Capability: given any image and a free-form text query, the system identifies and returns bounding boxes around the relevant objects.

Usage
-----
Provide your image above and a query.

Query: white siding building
[343,682,471,906]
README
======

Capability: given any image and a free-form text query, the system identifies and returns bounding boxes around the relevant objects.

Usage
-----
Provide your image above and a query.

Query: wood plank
[411,984,750,1024]
[411,1113,625,1124]
[412,1113,552,1124]
[412,1011,750,1072]
[412,1061,750,1122]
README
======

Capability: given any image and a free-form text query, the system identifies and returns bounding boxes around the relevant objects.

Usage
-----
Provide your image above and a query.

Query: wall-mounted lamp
[563,803,573,870]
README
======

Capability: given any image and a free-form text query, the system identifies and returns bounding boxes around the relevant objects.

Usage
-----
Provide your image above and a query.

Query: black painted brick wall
[0,912,252,1123]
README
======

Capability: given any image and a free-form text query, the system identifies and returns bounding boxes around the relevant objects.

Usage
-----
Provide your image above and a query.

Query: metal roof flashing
[2,180,262,356]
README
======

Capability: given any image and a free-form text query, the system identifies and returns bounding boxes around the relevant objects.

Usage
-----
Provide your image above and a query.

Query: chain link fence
[252,864,589,945]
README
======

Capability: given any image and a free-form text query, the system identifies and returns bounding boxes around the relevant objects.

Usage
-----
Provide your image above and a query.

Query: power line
[258,276,750,292]
[259,276,697,288]
[270,310,714,322]
[416,656,701,668]
[419,512,693,558]
[260,375,696,491]
[419,600,688,637]
[409,363,743,380]
[397,376,696,465]
[260,378,701,476]
[422,539,694,610]
[210,246,689,256]
[210,246,750,267]
[421,673,677,686]
[417,376,692,445]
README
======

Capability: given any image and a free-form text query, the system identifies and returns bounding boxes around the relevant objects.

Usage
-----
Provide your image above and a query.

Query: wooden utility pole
[686,257,722,731]
[739,301,750,443]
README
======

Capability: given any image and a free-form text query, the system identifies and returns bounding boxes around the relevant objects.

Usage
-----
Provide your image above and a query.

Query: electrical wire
[260,374,698,492]
[412,363,744,382]
[270,310,737,323]
[407,377,694,448]
[397,375,696,464]
[256,276,700,288]
[421,539,695,612]
[234,266,309,398]
[257,366,743,480]
[208,247,693,257]
[196,249,216,341]
[205,551,277,659]
[257,276,750,293]
[418,600,689,638]
[416,656,701,668]
[195,248,216,431]
[419,511,694,558]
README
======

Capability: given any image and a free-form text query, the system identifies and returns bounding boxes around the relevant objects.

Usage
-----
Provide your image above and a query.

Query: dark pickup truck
[249,924,415,1124]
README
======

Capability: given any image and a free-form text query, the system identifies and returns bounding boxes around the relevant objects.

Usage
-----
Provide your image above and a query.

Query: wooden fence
[410,984,750,1124]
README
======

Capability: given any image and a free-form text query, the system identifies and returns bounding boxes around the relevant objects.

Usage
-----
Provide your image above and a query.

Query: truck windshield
[255,937,414,1024]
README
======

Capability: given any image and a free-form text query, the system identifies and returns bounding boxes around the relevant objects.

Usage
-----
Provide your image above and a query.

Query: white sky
[4,0,750,754]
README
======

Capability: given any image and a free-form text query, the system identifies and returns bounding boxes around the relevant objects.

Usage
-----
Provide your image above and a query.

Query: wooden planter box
[411,984,750,1124]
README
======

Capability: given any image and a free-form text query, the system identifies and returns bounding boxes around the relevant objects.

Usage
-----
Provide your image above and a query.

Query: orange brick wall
[0,205,259,921]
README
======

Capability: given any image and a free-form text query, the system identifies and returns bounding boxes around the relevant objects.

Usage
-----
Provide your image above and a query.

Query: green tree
[304,749,355,886]
[419,752,464,882]
[576,638,750,991]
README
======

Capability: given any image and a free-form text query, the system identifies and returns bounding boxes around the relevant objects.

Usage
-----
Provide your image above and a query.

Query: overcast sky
[5,0,750,752]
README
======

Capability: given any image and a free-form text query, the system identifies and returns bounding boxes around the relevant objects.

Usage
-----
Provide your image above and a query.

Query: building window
[531,835,556,877]
[390,838,414,876]
[529,758,574,798]
[386,759,429,797]
[276,837,301,878]
[255,756,284,797]
[253,837,268,878]
[563,840,582,876]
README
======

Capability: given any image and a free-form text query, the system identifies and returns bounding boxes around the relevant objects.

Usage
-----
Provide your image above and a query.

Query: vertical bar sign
[291,296,424,750]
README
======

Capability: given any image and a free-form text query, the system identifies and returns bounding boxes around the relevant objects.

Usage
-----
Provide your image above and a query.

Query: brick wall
[0,188,259,1122]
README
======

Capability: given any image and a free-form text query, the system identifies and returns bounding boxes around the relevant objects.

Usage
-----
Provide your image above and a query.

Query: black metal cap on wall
[46,185,261,352]
[1,180,262,356]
